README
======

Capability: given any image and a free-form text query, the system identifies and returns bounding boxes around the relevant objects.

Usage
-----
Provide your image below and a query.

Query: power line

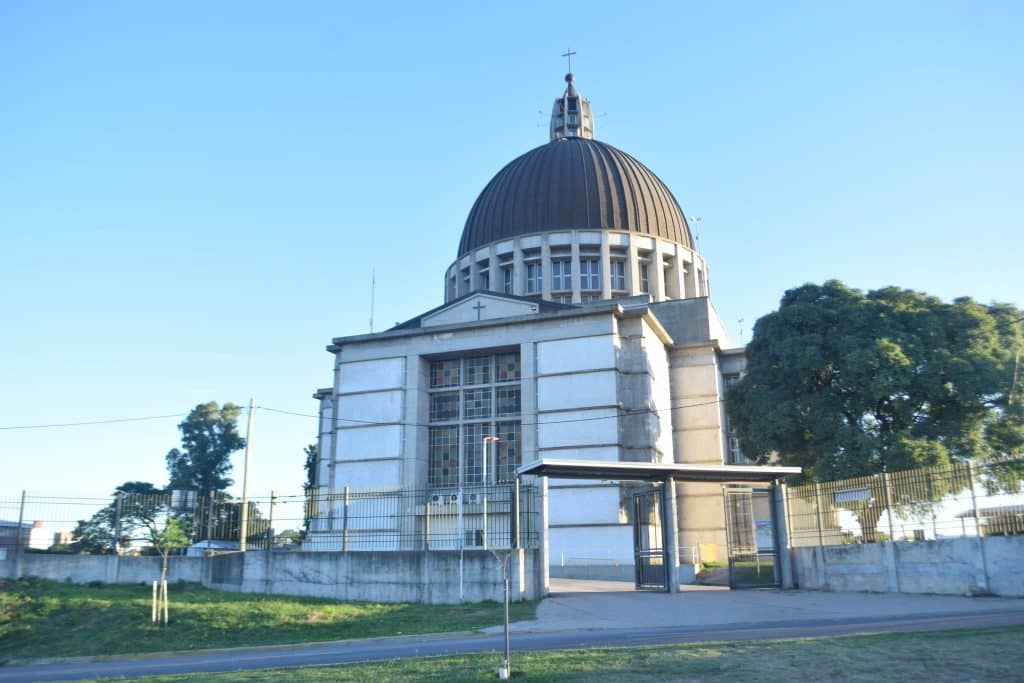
[0,397,728,433]
[256,399,725,429]
[0,413,189,431]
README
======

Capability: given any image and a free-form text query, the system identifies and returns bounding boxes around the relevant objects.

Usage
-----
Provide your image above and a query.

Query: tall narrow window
[639,263,650,294]
[502,265,513,294]
[552,259,572,291]
[478,269,489,291]
[610,260,626,291]
[580,258,600,291]
[526,262,542,294]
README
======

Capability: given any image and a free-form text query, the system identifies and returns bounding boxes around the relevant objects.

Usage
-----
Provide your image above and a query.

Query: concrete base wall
[1,548,543,605]
[208,549,541,604]
[792,535,1024,597]
[0,553,202,584]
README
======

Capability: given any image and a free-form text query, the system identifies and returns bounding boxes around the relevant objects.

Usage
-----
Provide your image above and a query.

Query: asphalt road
[3,609,1024,682]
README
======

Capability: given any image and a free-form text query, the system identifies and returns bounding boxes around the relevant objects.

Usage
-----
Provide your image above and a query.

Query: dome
[458,137,693,258]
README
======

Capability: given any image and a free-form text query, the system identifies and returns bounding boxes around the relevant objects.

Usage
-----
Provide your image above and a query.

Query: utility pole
[239,398,255,552]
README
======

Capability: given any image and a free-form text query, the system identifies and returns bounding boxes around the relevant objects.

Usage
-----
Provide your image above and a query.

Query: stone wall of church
[669,344,730,562]
[311,299,742,579]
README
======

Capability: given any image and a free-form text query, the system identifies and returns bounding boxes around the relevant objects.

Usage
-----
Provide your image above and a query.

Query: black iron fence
[786,460,1024,547]
[0,483,540,559]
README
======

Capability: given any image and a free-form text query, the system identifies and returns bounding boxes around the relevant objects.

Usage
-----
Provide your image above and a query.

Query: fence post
[13,490,26,580]
[267,491,276,551]
[512,479,520,550]
[813,483,825,547]
[206,494,216,549]
[967,462,983,538]
[342,486,350,552]
[880,471,902,591]
[113,493,124,582]
[264,490,275,594]
[424,493,431,550]
[967,462,991,593]
[881,472,896,541]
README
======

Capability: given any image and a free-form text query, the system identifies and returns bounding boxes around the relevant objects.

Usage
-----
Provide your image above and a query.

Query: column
[541,237,552,300]
[600,233,612,299]
[570,233,581,303]
[512,240,524,296]
[663,476,681,593]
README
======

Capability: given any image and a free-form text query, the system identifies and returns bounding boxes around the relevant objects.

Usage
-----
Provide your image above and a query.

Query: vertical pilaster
[652,245,666,302]
[663,477,681,592]
[488,248,500,293]
[570,233,581,303]
[541,237,552,300]
[627,240,641,295]
[600,233,612,299]
[512,239,524,296]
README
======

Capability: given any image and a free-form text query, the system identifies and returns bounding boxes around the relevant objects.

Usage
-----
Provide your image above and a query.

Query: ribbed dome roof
[458,137,692,257]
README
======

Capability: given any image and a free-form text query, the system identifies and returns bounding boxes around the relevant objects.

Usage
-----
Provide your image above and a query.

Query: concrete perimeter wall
[792,535,1024,597]
[1,549,543,605]
[0,553,202,584]
[205,549,540,604]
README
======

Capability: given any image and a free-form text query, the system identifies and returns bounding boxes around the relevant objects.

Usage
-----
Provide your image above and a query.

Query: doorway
[723,487,780,588]
[632,487,668,592]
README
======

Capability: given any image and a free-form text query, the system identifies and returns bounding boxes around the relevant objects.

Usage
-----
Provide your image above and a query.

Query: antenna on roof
[690,216,702,250]
[369,269,376,333]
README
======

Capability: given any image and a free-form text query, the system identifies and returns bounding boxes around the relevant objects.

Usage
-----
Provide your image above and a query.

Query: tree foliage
[165,402,245,497]
[727,280,1024,484]
[70,481,166,554]
[303,443,318,491]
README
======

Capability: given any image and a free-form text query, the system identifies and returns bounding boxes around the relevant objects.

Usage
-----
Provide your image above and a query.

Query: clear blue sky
[2,1,1021,501]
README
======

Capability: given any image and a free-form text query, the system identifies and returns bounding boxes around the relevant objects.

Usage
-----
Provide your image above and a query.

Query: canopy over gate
[516,458,801,593]
[517,458,800,483]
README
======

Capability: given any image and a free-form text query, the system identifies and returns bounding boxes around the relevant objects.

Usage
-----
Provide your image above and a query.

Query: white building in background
[308,73,747,576]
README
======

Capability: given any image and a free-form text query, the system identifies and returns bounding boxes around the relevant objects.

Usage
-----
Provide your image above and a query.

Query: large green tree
[70,481,165,554]
[727,280,1024,483]
[165,402,245,497]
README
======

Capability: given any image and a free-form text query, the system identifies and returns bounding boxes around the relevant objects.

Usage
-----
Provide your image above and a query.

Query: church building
[308,73,752,580]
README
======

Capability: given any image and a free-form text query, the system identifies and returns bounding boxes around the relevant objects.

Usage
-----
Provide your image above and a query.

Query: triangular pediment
[421,293,541,328]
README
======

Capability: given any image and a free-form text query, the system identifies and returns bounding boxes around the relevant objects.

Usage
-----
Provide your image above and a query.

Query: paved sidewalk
[484,578,1024,633]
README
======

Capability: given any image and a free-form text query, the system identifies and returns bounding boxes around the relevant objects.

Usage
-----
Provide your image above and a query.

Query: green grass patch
[110,625,1024,682]
[0,577,536,663]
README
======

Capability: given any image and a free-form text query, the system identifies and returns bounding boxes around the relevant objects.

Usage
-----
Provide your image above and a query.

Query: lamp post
[483,436,500,549]
[458,437,464,601]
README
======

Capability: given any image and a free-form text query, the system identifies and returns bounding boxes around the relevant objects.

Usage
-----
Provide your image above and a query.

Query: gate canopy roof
[516,458,800,483]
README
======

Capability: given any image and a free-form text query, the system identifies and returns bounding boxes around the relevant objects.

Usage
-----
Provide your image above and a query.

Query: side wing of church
[307,73,749,576]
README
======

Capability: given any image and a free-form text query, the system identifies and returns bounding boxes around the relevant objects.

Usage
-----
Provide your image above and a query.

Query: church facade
[308,74,748,576]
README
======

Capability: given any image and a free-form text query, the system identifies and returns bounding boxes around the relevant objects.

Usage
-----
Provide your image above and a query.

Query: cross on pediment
[472,300,486,320]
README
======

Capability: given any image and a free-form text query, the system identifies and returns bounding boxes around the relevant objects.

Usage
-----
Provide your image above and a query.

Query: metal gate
[633,488,668,591]
[723,487,780,588]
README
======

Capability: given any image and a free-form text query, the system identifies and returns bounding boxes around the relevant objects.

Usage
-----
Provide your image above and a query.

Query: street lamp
[483,436,500,548]
[480,435,513,680]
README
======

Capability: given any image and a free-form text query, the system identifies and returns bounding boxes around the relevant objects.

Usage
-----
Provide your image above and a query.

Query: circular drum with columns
[445,73,709,306]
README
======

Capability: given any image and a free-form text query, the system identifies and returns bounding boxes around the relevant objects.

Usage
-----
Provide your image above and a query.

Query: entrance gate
[632,488,668,591]
[723,487,780,588]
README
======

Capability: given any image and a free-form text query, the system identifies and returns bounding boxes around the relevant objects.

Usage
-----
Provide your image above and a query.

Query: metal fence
[0,483,540,559]
[786,460,1024,547]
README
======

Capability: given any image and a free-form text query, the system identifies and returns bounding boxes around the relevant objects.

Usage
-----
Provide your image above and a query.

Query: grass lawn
[112,625,1024,682]
[0,577,537,663]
